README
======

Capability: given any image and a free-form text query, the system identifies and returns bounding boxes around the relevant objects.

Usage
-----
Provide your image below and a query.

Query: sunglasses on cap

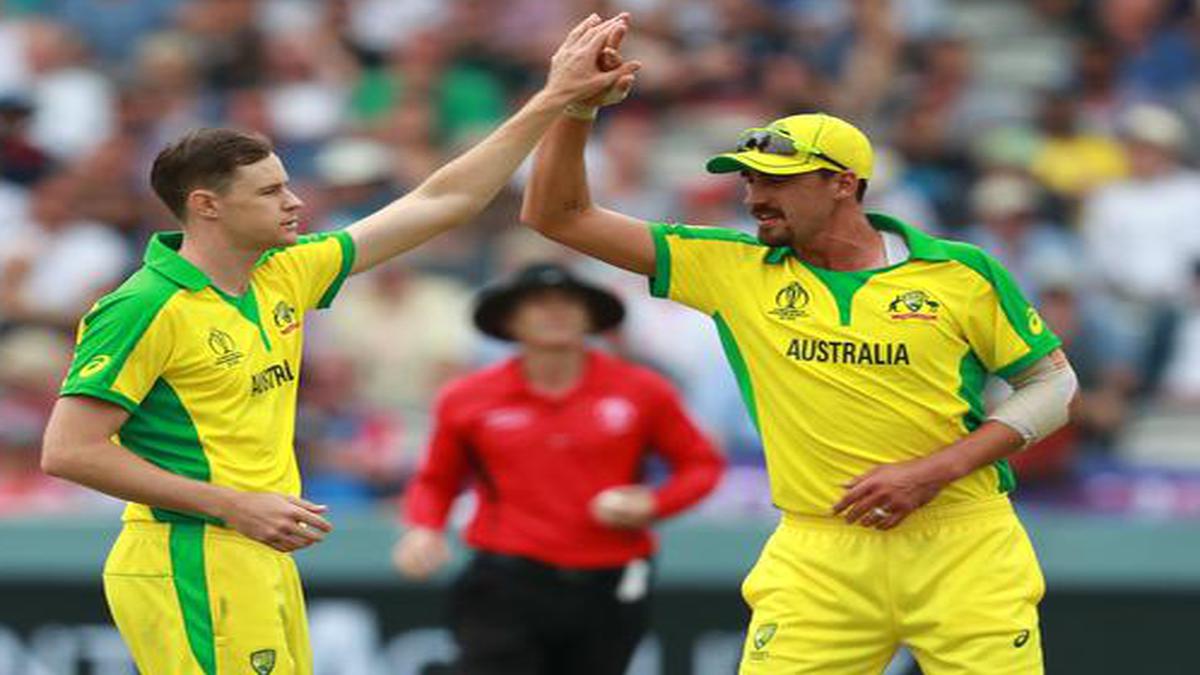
[735,128,851,172]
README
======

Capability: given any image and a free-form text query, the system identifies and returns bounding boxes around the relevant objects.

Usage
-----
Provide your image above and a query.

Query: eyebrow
[256,181,286,194]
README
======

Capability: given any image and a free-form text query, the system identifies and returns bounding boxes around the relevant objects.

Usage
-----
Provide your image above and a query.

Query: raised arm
[521,116,656,275]
[346,14,640,275]
[42,396,332,552]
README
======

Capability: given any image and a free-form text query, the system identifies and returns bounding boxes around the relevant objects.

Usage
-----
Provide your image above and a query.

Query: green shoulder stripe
[315,230,356,309]
[939,240,1061,373]
[957,349,1016,493]
[647,222,763,298]
[60,267,180,407]
[713,311,761,433]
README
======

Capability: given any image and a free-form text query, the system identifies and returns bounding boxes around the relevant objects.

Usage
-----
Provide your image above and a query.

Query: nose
[284,188,304,211]
[743,181,764,207]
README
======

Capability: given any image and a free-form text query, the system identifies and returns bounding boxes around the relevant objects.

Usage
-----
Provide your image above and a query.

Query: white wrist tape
[563,102,598,120]
[563,81,631,121]
[987,354,1078,446]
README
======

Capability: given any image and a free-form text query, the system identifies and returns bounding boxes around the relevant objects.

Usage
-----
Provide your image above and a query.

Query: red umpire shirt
[404,350,724,569]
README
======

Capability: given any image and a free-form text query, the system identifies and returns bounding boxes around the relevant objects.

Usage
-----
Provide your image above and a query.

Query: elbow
[1067,389,1084,425]
[519,200,555,234]
[519,197,588,237]
[40,426,83,480]
[40,440,71,478]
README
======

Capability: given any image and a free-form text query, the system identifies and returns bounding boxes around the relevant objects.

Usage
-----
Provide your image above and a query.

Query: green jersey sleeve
[60,286,177,412]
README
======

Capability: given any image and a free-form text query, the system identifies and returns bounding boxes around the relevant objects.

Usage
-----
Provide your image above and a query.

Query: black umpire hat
[473,263,625,341]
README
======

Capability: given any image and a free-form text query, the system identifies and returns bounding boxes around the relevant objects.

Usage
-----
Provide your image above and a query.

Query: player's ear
[833,172,858,201]
[187,189,220,220]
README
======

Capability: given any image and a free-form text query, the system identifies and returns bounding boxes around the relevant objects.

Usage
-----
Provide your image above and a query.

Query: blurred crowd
[3,0,1200,518]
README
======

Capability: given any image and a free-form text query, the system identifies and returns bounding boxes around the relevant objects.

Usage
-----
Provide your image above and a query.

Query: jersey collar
[144,232,212,291]
[762,212,950,265]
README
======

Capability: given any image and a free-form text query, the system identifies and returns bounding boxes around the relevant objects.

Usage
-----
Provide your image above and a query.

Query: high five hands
[548,13,641,119]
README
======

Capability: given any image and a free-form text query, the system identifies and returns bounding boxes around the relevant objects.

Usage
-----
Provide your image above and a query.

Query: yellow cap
[706,113,874,179]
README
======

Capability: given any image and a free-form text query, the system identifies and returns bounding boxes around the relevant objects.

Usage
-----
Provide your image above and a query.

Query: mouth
[281,217,300,232]
[752,207,784,228]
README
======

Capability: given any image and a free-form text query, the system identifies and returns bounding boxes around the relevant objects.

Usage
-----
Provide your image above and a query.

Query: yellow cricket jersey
[60,230,355,524]
[649,213,1061,515]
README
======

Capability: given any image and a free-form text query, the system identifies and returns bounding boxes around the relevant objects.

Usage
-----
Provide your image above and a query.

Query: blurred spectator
[863,146,942,233]
[0,171,132,331]
[353,28,507,149]
[0,328,87,514]
[127,31,210,152]
[1029,91,1128,208]
[593,110,677,221]
[262,27,355,177]
[887,35,982,227]
[344,0,445,56]
[1161,261,1200,403]
[1011,255,1140,483]
[296,353,409,507]
[1080,103,1200,393]
[0,93,50,186]
[378,98,443,188]
[23,19,115,160]
[312,136,397,230]
[51,0,179,67]
[1073,37,1129,133]
[311,260,474,458]
[1096,0,1200,100]
[176,0,268,91]
[964,172,1079,300]
[70,136,154,241]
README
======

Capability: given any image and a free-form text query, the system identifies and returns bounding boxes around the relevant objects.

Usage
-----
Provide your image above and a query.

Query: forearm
[921,420,1025,485]
[402,479,456,530]
[42,437,235,520]
[521,115,597,233]
[416,90,571,207]
[348,91,571,272]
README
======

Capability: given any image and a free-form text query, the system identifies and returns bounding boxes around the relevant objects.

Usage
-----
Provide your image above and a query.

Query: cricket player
[39,14,639,675]
[520,51,1077,675]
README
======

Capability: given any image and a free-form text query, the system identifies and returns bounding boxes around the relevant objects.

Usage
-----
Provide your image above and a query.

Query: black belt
[473,551,633,584]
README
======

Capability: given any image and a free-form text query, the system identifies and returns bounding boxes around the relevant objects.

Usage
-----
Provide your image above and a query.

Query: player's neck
[793,211,886,272]
[177,226,261,296]
[520,347,587,397]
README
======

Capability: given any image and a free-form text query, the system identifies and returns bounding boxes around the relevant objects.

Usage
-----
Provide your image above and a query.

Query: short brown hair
[150,128,273,220]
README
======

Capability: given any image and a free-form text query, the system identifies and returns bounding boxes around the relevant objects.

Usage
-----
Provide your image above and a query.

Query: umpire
[393,262,724,675]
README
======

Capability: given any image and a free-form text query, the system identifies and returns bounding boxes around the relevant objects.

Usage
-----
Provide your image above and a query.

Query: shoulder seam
[652,222,765,247]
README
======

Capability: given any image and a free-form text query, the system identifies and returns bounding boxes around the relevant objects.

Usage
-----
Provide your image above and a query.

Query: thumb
[612,73,636,97]
[607,59,642,82]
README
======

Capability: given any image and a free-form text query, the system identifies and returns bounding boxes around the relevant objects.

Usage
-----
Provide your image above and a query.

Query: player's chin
[755,223,790,247]
[277,224,300,246]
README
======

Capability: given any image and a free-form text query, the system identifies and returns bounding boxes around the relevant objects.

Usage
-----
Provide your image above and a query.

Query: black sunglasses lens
[736,131,796,156]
